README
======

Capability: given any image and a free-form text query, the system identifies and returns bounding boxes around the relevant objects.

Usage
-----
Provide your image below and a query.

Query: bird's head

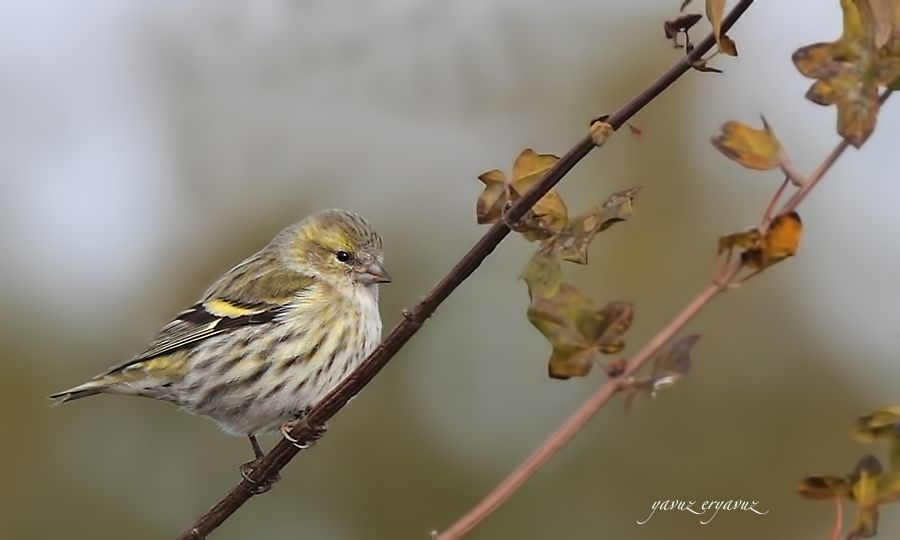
[282,209,390,288]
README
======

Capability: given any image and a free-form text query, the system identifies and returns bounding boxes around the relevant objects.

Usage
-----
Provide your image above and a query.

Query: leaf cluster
[476,148,640,379]
[711,118,804,276]
[669,0,739,72]
[797,407,900,539]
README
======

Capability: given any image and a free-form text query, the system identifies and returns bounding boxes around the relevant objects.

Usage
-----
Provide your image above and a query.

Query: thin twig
[781,90,891,215]
[435,90,892,540]
[760,176,790,228]
[177,1,756,538]
[829,496,843,540]
[435,267,739,540]
[780,160,807,187]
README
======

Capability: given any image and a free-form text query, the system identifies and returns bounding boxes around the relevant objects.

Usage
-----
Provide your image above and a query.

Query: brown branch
[177,2,755,538]
[434,266,736,540]
[435,91,892,540]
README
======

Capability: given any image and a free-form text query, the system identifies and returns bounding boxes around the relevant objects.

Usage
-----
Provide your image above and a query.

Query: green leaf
[527,284,632,379]
[521,248,562,299]
[849,454,882,538]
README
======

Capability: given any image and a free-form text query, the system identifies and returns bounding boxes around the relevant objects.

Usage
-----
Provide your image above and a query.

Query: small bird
[50,209,389,488]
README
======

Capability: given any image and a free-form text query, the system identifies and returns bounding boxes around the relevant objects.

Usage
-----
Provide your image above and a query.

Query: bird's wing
[103,299,285,375]
[105,272,315,375]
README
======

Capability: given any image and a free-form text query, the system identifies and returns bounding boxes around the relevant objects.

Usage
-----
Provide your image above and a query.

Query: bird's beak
[355,262,392,285]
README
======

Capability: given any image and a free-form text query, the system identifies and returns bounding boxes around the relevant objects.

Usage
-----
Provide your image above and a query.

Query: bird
[50,209,390,490]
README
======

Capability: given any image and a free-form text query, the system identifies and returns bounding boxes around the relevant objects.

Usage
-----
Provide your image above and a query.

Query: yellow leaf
[742,211,803,270]
[805,80,838,106]
[475,169,508,225]
[511,149,558,188]
[510,149,568,239]
[852,406,900,443]
[475,149,568,240]
[717,228,762,255]
[762,211,802,259]
[712,119,784,171]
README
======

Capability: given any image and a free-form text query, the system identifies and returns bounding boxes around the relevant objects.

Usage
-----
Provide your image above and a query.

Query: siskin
[51,209,390,487]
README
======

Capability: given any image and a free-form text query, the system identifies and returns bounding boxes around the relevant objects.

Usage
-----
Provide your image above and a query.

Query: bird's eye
[335,251,352,263]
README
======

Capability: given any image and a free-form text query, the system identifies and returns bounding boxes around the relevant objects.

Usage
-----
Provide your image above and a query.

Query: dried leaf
[796,475,853,500]
[475,149,568,241]
[664,13,703,46]
[691,58,724,73]
[555,187,641,264]
[718,228,762,255]
[852,406,900,443]
[527,284,633,379]
[718,34,738,56]
[853,406,900,473]
[521,248,562,299]
[712,118,784,171]
[849,454,882,538]
[624,334,700,410]
[792,0,900,146]
[742,211,802,270]
[869,0,900,48]
[511,150,567,238]
[798,407,900,536]
[626,123,643,140]
[650,334,700,394]
[476,169,508,225]
[594,303,632,355]
[706,0,738,56]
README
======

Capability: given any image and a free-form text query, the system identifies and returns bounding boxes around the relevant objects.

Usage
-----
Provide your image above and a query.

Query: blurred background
[2,1,899,538]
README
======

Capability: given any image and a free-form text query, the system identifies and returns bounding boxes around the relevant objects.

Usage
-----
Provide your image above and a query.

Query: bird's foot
[280,415,327,450]
[239,457,281,495]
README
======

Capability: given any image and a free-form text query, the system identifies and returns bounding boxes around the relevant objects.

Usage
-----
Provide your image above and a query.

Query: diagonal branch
[435,90,892,540]
[178,2,755,538]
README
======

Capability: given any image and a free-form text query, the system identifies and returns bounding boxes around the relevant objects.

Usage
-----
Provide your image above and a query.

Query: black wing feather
[104,300,287,375]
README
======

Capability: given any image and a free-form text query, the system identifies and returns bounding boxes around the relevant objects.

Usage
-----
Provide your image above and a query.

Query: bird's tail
[48,380,109,404]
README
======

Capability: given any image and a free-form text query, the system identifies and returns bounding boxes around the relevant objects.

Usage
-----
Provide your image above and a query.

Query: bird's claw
[280,417,327,450]
[239,457,281,495]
